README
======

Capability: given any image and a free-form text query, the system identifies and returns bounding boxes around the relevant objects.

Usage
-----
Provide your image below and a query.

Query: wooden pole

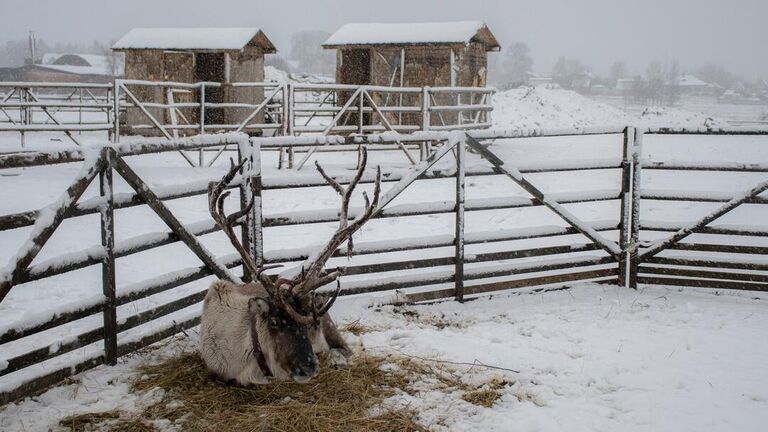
[99,148,118,365]
[399,48,405,126]
[618,127,634,287]
[112,80,120,143]
[628,130,643,288]
[454,134,466,302]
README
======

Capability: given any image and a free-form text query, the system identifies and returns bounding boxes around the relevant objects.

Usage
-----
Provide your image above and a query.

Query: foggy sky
[2,0,767,79]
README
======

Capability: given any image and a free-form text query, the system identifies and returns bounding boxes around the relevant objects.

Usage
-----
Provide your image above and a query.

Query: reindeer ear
[248,297,270,317]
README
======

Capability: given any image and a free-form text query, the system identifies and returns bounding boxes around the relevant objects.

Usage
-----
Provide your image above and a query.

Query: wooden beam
[112,156,239,283]
[465,135,622,259]
[0,154,103,302]
[639,177,768,259]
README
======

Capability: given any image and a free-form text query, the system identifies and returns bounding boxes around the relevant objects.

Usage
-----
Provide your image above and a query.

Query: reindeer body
[199,149,379,385]
[200,280,351,385]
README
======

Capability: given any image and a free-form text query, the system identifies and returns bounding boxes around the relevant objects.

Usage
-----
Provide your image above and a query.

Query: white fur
[199,280,272,385]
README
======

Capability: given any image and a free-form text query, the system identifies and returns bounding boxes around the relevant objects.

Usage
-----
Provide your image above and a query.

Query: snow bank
[265,66,334,86]
[638,106,728,130]
[492,86,729,132]
[492,86,634,132]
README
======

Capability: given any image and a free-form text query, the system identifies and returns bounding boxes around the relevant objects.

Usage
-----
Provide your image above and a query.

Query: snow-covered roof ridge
[112,27,277,53]
[323,21,500,51]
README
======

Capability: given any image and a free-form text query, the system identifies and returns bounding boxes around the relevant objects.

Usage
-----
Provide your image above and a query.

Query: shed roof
[112,27,276,53]
[323,21,500,51]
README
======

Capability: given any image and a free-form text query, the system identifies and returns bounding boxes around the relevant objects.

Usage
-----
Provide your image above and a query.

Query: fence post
[358,90,364,134]
[281,84,289,136]
[238,138,263,280]
[618,127,634,287]
[112,80,120,143]
[100,148,118,365]
[628,130,644,288]
[421,87,431,161]
[199,84,206,135]
[454,133,466,302]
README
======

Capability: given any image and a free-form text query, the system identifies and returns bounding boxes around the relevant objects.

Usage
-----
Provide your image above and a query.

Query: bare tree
[289,30,335,76]
[609,61,628,88]
[501,42,533,89]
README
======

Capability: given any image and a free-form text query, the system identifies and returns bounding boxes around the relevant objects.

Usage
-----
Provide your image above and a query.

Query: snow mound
[491,86,729,132]
[492,86,634,132]
[638,106,728,131]
[265,66,334,85]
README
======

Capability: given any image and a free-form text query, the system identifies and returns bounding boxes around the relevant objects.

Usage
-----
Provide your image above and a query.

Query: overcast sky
[2,0,767,79]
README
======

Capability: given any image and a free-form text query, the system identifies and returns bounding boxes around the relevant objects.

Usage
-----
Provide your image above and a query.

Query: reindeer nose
[292,357,319,383]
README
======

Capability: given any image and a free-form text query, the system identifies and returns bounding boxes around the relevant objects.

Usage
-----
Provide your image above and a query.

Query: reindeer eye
[268,317,280,328]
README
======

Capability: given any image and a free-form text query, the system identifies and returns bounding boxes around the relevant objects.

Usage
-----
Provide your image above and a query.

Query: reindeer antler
[208,159,279,294]
[208,150,381,326]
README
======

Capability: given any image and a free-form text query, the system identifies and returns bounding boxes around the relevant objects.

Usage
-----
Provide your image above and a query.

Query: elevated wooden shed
[112,27,276,135]
[323,21,500,89]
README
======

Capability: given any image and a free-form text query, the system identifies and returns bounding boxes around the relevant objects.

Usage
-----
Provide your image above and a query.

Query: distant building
[323,21,499,126]
[112,27,277,135]
[616,78,636,91]
[527,72,552,86]
[675,74,720,96]
[40,53,122,77]
[323,21,500,89]
[0,53,119,83]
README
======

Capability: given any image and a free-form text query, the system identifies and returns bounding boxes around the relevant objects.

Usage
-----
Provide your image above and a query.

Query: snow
[112,27,268,51]
[2,284,767,431]
[324,21,488,47]
[491,86,730,132]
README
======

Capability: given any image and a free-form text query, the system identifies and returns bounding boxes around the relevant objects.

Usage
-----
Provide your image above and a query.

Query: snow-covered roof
[36,53,120,76]
[677,74,710,87]
[112,27,276,53]
[323,21,500,51]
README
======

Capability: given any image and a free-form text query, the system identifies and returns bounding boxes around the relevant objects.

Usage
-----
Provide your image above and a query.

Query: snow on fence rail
[1,127,766,405]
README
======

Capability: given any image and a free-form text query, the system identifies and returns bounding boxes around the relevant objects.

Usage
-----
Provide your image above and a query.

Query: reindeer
[200,149,381,385]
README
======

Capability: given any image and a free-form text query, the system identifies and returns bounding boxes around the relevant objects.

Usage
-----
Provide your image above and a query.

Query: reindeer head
[208,148,381,382]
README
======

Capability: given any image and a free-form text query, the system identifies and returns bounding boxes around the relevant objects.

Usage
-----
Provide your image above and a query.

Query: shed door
[340,49,371,85]
[161,51,195,127]
[338,49,371,125]
[196,53,226,126]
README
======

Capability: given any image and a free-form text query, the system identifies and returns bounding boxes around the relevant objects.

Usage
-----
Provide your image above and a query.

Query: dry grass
[60,352,441,432]
[58,346,514,431]
[340,319,379,336]
[461,389,502,408]
[461,378,510,408]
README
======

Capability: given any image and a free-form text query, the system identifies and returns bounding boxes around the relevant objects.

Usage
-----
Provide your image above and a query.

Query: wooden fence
[0,126,766,404]
[0,82,114,147]
[628,129,768,290]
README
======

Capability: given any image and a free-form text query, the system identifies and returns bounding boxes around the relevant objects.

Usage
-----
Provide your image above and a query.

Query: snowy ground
[1,283,767,432]
[1,88,767,430]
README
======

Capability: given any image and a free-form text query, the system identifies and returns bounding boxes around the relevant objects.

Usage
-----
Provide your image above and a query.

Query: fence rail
[0,82,115,147]
[1,126,766,405]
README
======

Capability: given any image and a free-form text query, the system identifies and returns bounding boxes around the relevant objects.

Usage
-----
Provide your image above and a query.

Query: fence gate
[627,130,768,290]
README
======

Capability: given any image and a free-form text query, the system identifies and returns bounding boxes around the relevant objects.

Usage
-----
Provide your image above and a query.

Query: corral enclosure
[1,125,768,408]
